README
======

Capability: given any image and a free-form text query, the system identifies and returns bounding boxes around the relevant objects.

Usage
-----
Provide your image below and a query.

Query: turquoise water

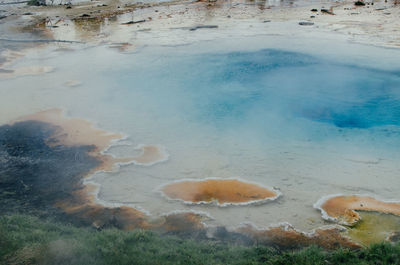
[113,49,400,129]
[1,42,400,229]
[102,48,400,154]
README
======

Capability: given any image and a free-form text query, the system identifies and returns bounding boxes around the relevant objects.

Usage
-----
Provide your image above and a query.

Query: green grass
[1,215,400,265]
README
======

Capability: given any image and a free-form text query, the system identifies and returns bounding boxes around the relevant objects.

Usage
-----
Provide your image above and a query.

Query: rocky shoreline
[1,0,400,47]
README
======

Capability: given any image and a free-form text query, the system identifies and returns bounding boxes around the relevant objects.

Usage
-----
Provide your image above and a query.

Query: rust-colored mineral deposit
[8,109,151,229]
[160,179,280,206]
[237,223,361,250]
[315,195,400,225]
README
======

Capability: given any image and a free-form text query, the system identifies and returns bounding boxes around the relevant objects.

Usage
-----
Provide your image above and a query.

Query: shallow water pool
[1,38,400,231]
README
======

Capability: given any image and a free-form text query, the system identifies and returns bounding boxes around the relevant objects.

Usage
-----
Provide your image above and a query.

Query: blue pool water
[111,49,400,131]
[2,44,400,229]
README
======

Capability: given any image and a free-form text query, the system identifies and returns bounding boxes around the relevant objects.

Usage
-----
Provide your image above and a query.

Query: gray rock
[189,25,218,31]
[299,21,314,26]
[121,19,146,25]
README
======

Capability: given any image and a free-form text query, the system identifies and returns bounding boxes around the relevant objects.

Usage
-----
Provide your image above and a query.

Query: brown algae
[158,211,210,232]
[237,223,360,250]
[5,109,151,229]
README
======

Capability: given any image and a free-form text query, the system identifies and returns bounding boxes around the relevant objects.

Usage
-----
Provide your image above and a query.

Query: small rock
[189,25,218,31]
[299,21,314,26]
[80,14,90,17]
[121,19,146,25]
[354,0,365,5]
[263,19,271,23]
[388,232,400,243]
[27,0,46,6]
[311,8,318,11]
[0,69,14,73]
[321,8,335,15]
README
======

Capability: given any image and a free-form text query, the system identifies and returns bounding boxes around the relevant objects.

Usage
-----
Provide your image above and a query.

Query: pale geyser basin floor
[1,34,400,233]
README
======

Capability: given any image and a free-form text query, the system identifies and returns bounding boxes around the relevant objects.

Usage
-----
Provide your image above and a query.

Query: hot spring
[1,35,400,237]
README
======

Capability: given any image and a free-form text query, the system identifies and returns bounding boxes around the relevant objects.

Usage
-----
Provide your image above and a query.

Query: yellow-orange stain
[14,109,167,171]
[320,195,400,225]
[161,179,278,205]
[13,109,124,151]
